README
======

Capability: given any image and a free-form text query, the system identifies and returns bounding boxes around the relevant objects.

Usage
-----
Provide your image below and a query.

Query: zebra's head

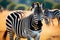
[31,2,41,13]
[32,2,43,21]
[31,2,43,30]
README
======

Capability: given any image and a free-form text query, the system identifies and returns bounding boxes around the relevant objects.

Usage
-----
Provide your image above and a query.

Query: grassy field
[0,10,60,40]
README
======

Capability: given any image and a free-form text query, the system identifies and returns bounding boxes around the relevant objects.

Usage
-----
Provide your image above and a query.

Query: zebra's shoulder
[10,10,22,14]
[6,10,23,19]
[19,10,33,19]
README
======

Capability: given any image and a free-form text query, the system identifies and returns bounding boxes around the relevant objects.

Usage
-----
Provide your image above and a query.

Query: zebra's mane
[20,10,33,19]
[48,9,59,11]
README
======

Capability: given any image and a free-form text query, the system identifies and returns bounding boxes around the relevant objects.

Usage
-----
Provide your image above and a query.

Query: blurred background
[0,0,60,10]
[0,0,60,40]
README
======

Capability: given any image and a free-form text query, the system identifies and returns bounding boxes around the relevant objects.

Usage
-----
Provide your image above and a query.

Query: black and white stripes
[3,3,43,40]
[3,10,43,40]
[44,9,60,25]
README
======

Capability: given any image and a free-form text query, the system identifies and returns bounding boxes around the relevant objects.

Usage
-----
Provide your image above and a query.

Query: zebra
[54,10,60,26]
[3,2,43,40]
[44,9,60,25]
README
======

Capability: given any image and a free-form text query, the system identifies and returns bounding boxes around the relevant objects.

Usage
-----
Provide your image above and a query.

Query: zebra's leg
[58,17,60,26]
[45,18,49,25]
[51,19,54,26]
[15,36,20,40]
[27,35,32,40]
[49,18,54,25]
[34,33,40,40]
[56,16,60,26]
[47,18,50,25]
[8,30,15,40]
[48,18,51,24]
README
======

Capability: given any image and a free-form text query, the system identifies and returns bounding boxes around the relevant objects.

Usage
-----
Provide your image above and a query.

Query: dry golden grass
[0,10,60,40]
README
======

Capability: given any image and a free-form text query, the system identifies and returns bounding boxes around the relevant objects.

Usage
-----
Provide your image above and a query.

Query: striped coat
[44,9,60,25]
[3,10,43,40]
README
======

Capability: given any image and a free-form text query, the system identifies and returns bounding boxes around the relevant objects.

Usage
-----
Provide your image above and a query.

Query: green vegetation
[53,4,60,9]
[0,0,60,10]
[7,2,16,10]
[0,0,2,2]
[0,0,11,9]
[14,4,28,10]
[44,2,53,9]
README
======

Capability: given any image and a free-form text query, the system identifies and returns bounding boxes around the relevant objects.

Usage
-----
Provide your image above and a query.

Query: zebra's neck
[30,13,39,30]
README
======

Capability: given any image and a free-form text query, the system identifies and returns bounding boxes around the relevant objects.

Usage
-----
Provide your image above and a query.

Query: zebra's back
[6,10,33,37]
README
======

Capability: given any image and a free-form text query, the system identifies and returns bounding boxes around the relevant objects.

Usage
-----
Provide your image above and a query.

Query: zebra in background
[3,2,43,40]
[44,9,60,25]
[55,10,60,26]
